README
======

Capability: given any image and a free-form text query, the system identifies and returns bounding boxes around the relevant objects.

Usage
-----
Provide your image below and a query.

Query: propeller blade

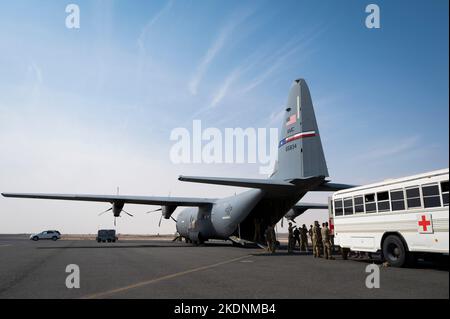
[146,208,162,214]
[158,214,163,227]
[114,217,116,227]
[98,207,112,216]
[281,217,284,228]
[122,209,134,217]
[170,216,177,223]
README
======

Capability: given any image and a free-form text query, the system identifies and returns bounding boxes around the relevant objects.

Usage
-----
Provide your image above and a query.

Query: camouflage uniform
[308,226,313,244]
[270,226,277,253]
[300,225,308,252]
[288,224,294,253]
[265,225,276,253]
[318,224,324,255]
[293,227,301,249]
[321,224,334,260]
[312,221,322,258]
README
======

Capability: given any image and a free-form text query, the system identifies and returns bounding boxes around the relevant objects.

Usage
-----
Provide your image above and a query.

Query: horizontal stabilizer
[293,202,328,210]
[284,202,328,220]
[178,175,305,191]
[312,182,357,192]
[1,193,215,207]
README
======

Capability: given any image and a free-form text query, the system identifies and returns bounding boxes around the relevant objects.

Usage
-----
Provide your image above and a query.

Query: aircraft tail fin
[271,79,328,181]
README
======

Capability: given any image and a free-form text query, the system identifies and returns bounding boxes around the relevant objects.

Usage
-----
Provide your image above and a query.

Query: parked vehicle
[331,168,449,267]
[96,229,118,243]
[30,230,61,241]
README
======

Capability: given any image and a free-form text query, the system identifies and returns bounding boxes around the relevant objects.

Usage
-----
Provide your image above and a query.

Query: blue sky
[0,0,448,233]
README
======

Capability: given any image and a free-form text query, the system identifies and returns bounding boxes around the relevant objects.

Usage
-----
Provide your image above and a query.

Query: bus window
[344,198,353,215]
[354,196,364,213]
[441,181,449,206]
[390,189,405,211]
[422,184,441,208]
[365,194,376,213]
[406,186,421,209]
[377,191,390,212]
[334,199,343,216]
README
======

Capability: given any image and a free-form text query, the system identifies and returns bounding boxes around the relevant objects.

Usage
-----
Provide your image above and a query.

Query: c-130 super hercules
[2,79,354,244]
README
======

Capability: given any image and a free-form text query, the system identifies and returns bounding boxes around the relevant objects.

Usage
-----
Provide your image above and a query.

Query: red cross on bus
[418,215,431,231]
[417,214,433,234]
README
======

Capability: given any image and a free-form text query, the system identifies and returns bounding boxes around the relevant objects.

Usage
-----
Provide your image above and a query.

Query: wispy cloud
[27,62,43,107]
[188,9,254,96]
[356,136,421,161]
[137,0,173,52]
[188,25,234,96]
[209,68,241,108]
[266,109,285,127]
[241,26,324,94]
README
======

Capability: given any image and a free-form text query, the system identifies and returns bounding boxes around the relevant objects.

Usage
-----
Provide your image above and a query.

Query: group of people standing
[263,220,334,260]
[309,221,334,260]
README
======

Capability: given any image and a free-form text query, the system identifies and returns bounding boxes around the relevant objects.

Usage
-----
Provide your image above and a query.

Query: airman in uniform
[321,222,334,260]
[293,226,301,250]
[318,223,324,255]
[300,224,308,252]
[312,221,321,258]
[326,221,335,252]
[288,222,294,253]
[270,224,277,253]
[308,225,313,244]
[265,224,277,253]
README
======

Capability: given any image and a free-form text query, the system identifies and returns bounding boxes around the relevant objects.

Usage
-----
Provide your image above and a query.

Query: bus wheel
[382,235,407,267]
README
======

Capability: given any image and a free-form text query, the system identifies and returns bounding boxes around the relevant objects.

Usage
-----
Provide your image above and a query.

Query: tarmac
[0,234,448,299]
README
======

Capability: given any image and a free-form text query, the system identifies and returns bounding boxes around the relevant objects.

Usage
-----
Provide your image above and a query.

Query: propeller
[146,208,162,213]
[97,187,134,227]
[98,207,112,216]
[145,191,177,228]
[122,209,134,217]
[146,206,177,228]
[98,204,134,226]
[156,212,177,226]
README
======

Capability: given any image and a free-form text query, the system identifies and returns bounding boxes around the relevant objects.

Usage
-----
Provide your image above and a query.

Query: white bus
[331,168,449,267]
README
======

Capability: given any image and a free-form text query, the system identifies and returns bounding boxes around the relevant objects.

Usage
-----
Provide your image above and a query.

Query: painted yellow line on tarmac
[81,254,253,299]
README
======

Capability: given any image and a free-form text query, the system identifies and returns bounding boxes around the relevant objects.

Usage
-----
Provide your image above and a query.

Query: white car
[30,230,61,241]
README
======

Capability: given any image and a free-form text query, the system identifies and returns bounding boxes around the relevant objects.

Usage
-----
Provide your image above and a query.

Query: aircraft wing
[1,193,216,206]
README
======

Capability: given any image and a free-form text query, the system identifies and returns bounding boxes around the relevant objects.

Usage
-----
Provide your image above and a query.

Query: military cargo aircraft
[2,79,353,245]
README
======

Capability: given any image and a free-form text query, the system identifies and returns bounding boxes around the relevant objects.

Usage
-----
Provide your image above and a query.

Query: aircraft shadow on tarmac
[34,242,237,249]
